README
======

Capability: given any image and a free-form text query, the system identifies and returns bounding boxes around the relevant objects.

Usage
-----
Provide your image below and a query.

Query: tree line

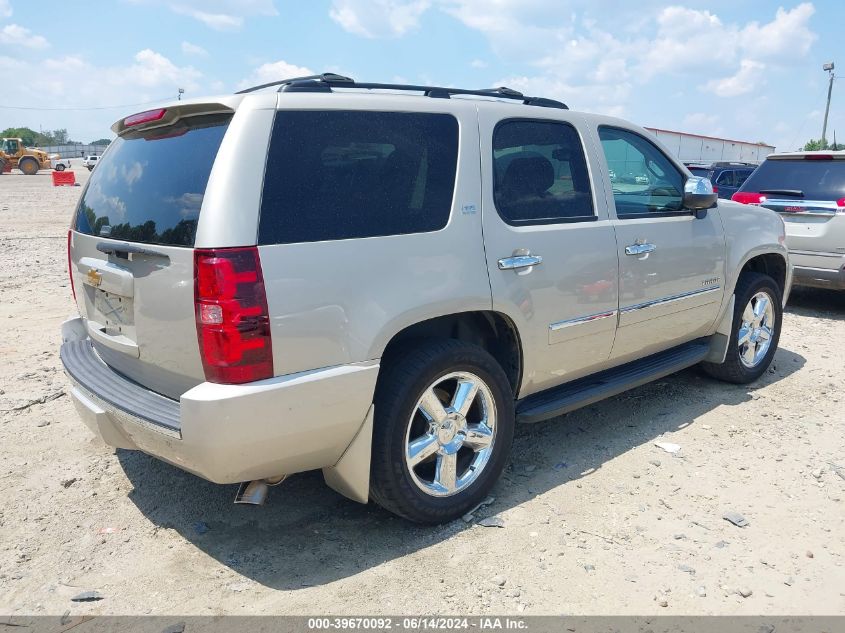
[0,126,111,147]
[803,138,844,151]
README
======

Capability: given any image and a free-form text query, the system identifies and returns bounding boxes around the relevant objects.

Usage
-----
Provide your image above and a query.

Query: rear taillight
[837,197,845,208]
[67,230,76,302]
[194,247,273,384]
[732,192,768,205]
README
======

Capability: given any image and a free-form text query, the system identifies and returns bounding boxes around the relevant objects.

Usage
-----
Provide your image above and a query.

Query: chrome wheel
[738,291,775,368]
[404,371,497,497]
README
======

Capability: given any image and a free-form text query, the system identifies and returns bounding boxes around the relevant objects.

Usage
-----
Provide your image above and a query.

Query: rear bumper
[790,251,845,290]
[60,318,379,485]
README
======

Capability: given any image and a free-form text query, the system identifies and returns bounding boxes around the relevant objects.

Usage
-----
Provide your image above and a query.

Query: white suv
[62,74,791,523]
[82,155,100,170]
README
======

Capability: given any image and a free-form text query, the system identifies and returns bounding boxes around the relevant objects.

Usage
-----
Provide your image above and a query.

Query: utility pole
[178,88,185,101]
[821,62,835,147]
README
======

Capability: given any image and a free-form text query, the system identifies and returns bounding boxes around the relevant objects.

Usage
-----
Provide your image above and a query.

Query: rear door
[479,109,620,398]
[69,102,251,399]
[738,156,845,269]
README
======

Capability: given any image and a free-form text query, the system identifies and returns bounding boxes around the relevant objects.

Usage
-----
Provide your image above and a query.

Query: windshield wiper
[758,189,804,197]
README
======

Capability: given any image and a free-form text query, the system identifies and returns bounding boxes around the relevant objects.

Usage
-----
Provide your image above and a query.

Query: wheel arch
[378,310,524,398]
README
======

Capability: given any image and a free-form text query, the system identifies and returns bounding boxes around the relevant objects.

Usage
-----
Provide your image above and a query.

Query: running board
[516,338,710,424]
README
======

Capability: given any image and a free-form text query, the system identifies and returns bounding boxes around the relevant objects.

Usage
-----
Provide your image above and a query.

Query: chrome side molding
[550,310,617,331]
[621,286,721,313]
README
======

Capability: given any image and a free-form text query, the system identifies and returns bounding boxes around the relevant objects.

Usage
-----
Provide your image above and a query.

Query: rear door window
[258,111,459,244]
[492,119,594,225]
[740,159,845,200]
[74,114,230,246]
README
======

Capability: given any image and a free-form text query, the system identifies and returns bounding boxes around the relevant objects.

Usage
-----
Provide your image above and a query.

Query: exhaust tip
[234,476,286,506]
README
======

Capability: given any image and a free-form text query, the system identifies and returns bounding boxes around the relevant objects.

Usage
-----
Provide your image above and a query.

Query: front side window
[492,119,594,225]
[258,110,459,244]
[599,127,685,216]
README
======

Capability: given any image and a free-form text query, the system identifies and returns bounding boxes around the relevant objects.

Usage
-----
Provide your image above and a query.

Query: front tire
[19,158,39,175]
[701,271,782,383]
[370,339,515,524]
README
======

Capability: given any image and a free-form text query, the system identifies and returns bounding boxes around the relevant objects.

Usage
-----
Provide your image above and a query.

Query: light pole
[178,88,185,101]
[821,62,835,147]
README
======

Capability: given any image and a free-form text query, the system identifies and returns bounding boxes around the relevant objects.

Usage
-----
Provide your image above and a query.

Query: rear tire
[701,271,782,384]
[55,164,65,172]
[370,339,515,524]
[19,158,39,175]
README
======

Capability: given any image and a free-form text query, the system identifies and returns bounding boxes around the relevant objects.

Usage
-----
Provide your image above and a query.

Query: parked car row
[48,155,101,172]
[686,162,757,200]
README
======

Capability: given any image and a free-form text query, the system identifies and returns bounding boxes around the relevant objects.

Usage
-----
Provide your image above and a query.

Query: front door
[480,111,620,399]
[595,125,726,362]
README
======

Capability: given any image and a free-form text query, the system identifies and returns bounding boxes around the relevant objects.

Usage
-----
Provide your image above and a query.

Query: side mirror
[683,177,717,215]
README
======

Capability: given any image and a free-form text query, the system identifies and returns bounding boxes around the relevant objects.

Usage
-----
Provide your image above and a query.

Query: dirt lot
[1,169,844,616]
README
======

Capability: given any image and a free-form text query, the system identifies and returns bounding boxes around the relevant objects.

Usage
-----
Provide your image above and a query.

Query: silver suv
[733,151,845,290]
[62,74,791,523]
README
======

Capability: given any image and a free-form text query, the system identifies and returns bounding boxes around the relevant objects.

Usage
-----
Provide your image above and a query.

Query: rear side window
[492,119,594,225]
[74,114,230,246]
[735,170,752,186]
[715,171,735,186]
[258,111,459,244]
[740,159,845,200]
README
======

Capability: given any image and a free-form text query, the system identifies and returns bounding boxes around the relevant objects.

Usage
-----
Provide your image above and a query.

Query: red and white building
[645,127,775,164]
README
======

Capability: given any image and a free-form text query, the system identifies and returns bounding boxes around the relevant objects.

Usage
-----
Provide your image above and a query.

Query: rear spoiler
[111,102,235,136]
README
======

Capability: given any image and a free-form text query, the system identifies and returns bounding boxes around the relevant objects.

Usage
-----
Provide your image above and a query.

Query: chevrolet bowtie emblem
[87,268,103,287]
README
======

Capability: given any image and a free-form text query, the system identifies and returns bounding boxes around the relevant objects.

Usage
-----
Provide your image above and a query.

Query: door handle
[625,243,656,256]
[498,255,543,270]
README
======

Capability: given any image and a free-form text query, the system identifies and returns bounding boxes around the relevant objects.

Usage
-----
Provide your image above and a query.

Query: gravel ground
[1,169,843,616]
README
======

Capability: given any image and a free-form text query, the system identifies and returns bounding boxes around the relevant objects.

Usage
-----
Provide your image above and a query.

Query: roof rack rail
[236,73,568,109]
[235,73,354,94]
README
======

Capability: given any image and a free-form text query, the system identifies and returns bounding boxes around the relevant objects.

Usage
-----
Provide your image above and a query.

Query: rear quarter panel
[257,94,492,375]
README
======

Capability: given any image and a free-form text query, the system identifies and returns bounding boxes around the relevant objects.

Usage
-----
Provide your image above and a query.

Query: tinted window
[715,171,735,186]
[740,159,845,200]
[492,120,594,225]
[258,111,458,244]
[74,114,230,246]
[599,127,684,216]
[735,169,753,186]
[689,167,710,178]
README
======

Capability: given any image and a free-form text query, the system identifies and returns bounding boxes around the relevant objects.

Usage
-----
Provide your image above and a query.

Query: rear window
[689,167,710,178]
[74,114,230,246]
[258,111,459,244]
[740,159,845,200]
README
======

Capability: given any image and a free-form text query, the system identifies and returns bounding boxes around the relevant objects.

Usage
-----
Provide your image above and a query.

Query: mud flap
[322,404,374,503]
[704,295,735,364]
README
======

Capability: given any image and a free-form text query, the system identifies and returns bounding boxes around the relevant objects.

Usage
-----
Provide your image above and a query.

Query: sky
[0,0,841,150]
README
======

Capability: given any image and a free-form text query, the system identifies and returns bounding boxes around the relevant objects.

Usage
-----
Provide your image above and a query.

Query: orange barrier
[52,170,76,186]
